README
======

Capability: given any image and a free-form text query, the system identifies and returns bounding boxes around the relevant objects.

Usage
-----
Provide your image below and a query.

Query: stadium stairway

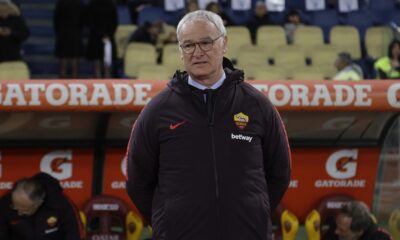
[20,0,93,79]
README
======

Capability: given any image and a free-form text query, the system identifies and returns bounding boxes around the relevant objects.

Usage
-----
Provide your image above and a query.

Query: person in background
[374,39,400,79]
[185,0,199,13]
[333,52,363,81]
[126,10,291,240]
[205,2,233,26]
[0,0,29,62]
[0,172,84,240]
[323,201,392,240]
[53,0,84,79]
[284,9,303,44]
[247,1,274,44]
[128,20,164,44]
[85,0,118,78]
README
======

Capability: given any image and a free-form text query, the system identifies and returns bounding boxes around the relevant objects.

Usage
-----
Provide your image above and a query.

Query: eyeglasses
[179,34,224,54]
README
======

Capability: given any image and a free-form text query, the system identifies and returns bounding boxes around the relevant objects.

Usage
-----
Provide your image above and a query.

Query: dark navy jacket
[126,69,291,240]
[0,173,84,240]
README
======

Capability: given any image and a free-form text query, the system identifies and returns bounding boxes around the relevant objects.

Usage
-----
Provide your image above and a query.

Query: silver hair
[176,10,226,42]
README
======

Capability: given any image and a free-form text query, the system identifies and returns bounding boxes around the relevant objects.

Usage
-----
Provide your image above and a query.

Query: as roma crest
[47,216,58,227]
[234,112,249,129]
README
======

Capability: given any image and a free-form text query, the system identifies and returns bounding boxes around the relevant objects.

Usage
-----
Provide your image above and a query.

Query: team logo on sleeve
[47,216,58,227]
[233,112,249,129]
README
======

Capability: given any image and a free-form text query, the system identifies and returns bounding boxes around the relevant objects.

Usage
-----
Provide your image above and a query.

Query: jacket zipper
[205,89,220,239]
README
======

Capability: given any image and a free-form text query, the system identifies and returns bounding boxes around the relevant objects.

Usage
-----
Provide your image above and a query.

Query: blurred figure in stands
[0,0,29,62]
[374,39,400,79]
[127,0,162,24]
[128,20,164,44]
[185,0,199,13]
[53,0,84,79]
[0,172,84,240]
[333,52,363,81]
[85,0,118,78]
[247,1,274,44]
[206,2,233,26]
[284,9,303,44]
[323,201,392,240]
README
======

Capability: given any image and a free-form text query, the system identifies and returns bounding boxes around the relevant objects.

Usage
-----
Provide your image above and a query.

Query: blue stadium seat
[368,0,395,11]
[269,11,286,25]
[370,9,392,25]
[117,5,131,24]
[137,7,166,26]
[345,10,373,40]
[391,9,400,25]
[224,9,253,26]
[286,0,305,11]
[312,10,340,42]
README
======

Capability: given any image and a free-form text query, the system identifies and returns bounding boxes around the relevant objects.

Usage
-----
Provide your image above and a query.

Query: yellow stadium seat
[236,63,270,80]
[281,210,299,240]
[291,66,327,80]
[136,64,171,80]
[293,26,324,58]
[310,45,338,66]
[236,45,268,67]
[0,61,30,80]
[225,26,252,62]
[389,209,400,240]
[330,26,361,59]
[365,26,393,59]
[254,67,288,80]
[305,209,321,240]
[162,43,184,73]
[124,43,157,78]
[256,26,287,59]
[274,45,306,72]
[115,24,137,59]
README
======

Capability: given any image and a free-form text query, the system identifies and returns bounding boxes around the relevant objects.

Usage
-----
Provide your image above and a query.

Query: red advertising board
[103,148,140,214]
[104,148,380,222]
[0,149,93,208]
[283,148,380,221]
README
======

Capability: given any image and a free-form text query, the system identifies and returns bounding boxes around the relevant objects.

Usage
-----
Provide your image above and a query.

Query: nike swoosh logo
[169,121,186,130]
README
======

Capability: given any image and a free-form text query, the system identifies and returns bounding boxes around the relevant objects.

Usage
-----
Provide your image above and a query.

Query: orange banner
[0,80,399,111]
[0,148,93,208]
[283,148,380,221]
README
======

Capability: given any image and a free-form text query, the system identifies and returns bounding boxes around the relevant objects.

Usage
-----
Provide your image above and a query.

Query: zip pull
[204,89,215,126]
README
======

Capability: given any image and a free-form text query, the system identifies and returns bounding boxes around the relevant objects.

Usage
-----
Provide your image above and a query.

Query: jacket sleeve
[126,104,159,225]
[261,99,291,212]
[0,196,11,240]
[61,196,85,240]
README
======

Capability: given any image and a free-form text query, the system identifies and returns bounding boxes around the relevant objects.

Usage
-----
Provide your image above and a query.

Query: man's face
[178,20,227,82]
[11,191,42,216]
[334,214,363,240]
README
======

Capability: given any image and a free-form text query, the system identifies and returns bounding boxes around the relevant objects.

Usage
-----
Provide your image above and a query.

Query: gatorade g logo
[326,149,358,179]
[40,150,73,180]
[121,156,127,177]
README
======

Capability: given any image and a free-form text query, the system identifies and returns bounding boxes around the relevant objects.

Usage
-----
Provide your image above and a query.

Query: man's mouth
[193,61,207,65]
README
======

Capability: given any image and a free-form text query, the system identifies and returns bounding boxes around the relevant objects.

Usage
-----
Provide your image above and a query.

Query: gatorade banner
[0,149,93,208]
[103,148,140,214]
[0,80,399,111]
[283,148,380,221]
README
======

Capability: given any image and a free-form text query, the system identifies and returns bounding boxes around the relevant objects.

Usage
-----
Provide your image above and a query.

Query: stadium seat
[273,45,306,72]
[0,61,30,80]
[391,9,400,25]
[117,5,131,24]
[236,63,270,80]
[256,26,287,59]
[124,43,157,78]
[114,24,137,59]
[137,64,171,80]
[137,7,166,26]
[305,194,355,240]
[281,209,300,240]
[162,43,183,73]
[224,9,253,25]
[330,26,361,59]
[312,10,340,42]
[293,26,325,58]
[225,26,252,62]
[236,45,268,66]
[81,195,144,240]
[291,66,328,80]
[389,209,400,240]
[344,10,374,40]
[254,67,288,80]
[365,26,393,59]
[368,0,395,11]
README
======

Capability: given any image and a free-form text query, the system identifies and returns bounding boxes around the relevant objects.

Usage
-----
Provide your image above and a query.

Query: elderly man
[324,201,392,240]
[126,10,291,240]
[0,173,84,240]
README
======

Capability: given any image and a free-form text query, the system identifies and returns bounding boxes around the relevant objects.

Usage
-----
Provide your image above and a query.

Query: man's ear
[223,36,228,53]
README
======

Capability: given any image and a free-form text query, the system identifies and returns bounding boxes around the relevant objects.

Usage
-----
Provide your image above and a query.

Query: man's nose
[192,44,205,56]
